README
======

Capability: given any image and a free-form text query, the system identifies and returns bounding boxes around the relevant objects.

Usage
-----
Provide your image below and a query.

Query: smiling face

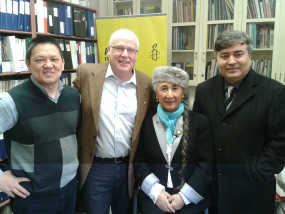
[26,43,64,88]
[216,43,252,85]
[155,82,184,112]
[108,37,138,76]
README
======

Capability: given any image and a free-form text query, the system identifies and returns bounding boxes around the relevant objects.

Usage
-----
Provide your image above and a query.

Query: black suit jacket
[134,110,213,213]
[193,70,285,214]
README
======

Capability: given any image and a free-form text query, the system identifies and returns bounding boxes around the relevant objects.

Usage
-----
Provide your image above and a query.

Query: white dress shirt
[95,65,137,158]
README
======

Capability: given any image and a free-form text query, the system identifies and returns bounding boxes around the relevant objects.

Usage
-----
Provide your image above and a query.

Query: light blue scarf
[157,103,184,145]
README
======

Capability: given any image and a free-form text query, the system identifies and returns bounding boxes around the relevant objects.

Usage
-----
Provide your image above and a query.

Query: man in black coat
[193,30,285,214]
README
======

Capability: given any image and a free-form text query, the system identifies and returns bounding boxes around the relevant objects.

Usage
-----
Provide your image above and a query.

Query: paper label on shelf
[19,0,25,14]
[7,0,13,14]
[13,1,19,15]
[49,15,53,26]
[60,22,65,34]
[54,8,58,17]
[25,1,30,14]
[91,27,94,37]
[67,6,71,18]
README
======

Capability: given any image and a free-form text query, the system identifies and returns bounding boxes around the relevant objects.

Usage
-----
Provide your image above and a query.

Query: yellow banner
[96,15,167,77]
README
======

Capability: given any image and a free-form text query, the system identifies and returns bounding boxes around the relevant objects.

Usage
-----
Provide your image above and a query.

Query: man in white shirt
[74,29,153,214]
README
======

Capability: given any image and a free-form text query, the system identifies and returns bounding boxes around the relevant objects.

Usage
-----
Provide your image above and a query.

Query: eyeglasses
[31,57,62,66]
[111,46,138,55]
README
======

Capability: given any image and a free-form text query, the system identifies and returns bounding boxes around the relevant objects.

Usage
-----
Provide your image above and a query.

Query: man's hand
[155,191,175,213]
[0,170,30,198]
[169,193,185,211]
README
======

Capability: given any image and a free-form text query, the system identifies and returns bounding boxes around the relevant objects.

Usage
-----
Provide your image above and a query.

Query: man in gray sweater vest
[0,36,81,214]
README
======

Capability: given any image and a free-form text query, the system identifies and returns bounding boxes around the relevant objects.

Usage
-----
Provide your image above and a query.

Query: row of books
[172,0,196,23]
[247,0,276,19]
[207,24,233,49]
[0,35,29,73]
[208,0,234,21]
[63,0,90,7]
[140,6,161,14]
[35,0,96,38]
[0,73,77,93]
[0,79,25,92]
[172,26,195,50]
[251,58,272,77]
[0,0,31,32]
[55,38,98,70]
[115,6,132,16]
[247,23,274,48]
[205,58,273,80]
[172,62,194,80]
[0,35,98,73]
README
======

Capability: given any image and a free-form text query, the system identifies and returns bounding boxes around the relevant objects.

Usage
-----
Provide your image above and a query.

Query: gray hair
[214,30,253,54]
[152,66,189,91]
[109,29,140,49]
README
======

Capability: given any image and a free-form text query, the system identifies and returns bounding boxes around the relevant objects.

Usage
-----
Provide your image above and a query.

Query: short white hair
[109,29,140,49]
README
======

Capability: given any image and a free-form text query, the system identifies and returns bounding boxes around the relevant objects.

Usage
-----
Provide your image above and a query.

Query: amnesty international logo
[150,42,160,61]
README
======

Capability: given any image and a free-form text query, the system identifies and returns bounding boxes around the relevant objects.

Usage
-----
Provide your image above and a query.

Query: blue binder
[6,0,13,30]
[1,0,8,30]
[12,0,19,30]
[18,0,25,31]
[86,10,95,38]
[65,5,73,36]
[24,0,30,32]
[58,4,66,35]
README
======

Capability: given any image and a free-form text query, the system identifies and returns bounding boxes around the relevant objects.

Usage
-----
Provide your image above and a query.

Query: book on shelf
[173,0,196,23]
[248,0,275,19]
[247,23,274,48]
[24,0,31,32]
[208,0,234,20]
[73,7,87,37]
[172,62,194,80]
[1,36,28,73]
[205,59,218,80]
[47,1,60,34]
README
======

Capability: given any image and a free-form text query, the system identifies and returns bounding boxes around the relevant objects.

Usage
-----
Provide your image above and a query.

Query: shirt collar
[30,75,64,98]
[106,64,137,86]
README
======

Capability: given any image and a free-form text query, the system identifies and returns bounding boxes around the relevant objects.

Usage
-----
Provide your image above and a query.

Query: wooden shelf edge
[36,33,97,42]
[0,30,32,36]
[0,199,10,208]
[49,0,96,13]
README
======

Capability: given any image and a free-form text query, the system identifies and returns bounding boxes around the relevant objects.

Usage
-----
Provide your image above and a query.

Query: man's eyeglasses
[111,46,138,55]
[32,57,62,65]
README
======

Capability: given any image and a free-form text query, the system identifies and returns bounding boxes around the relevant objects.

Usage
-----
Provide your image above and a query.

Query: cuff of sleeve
[141,173,160,196]
[150,183,165,204]
[141,173,165,204]
[179,192,190,205]
[180,182,204,204]
[0,169,3,176]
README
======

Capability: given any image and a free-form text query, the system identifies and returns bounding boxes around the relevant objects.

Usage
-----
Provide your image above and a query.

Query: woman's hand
[169,193,185,211]
[156,191,175,213]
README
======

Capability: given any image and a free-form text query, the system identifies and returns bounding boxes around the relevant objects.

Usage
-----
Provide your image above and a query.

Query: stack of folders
[33,0,95,37]
[0,0,31,31]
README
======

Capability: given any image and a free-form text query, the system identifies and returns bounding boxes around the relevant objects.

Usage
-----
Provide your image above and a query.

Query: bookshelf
[168,0,285,86]
[0,0,97,81]
[96,0,285,85]
[108,0,165,16]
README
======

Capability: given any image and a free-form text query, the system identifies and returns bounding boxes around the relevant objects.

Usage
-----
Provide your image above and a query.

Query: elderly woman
[134,66,213,214]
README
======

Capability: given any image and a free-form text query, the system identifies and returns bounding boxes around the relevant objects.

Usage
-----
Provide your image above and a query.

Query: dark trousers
[82,162,130,214]
[11,177,77,214]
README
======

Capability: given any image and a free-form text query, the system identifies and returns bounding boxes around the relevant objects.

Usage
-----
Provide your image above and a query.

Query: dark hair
[214,30,253,54]
[178,91,192,188]
[26,36,63,62]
